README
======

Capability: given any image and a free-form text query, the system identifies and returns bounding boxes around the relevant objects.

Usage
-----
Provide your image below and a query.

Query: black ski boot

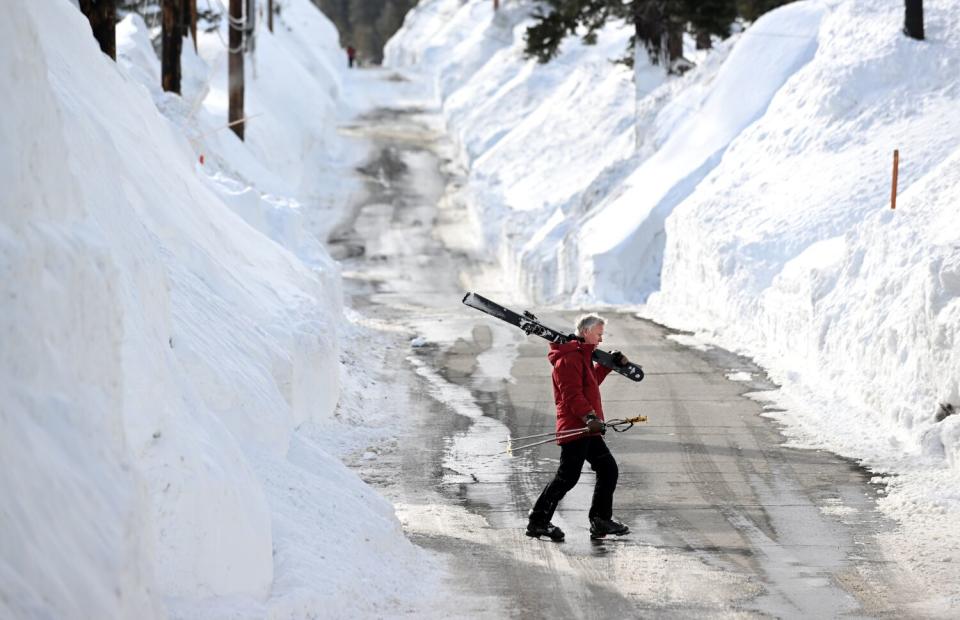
[526,521,565,542]
[589,517,630,539]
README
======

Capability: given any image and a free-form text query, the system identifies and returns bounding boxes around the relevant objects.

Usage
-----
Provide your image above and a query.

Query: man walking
[526,313,631,541]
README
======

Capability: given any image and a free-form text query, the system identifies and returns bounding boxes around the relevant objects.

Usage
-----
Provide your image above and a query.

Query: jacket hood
[547,340,595,365]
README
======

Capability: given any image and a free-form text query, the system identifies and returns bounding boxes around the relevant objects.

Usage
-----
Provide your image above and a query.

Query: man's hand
[584,413,605,434]
[610,350,629,367]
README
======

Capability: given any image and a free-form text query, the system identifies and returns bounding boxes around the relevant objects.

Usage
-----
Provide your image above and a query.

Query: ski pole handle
[603,415,648,433]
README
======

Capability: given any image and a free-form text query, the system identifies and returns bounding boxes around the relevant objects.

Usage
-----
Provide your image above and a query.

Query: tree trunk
[190,0,198,52]
[78,0,117,60]
[667,20,683,65]
[904,0,924,40]
[268,0,274,32]
[695,30,712,50]
[229,0,245,140]
[161,0,183,93]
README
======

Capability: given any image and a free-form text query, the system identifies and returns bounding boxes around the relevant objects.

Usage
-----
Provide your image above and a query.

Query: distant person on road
[526,313,631,542]
[346,45,356,68]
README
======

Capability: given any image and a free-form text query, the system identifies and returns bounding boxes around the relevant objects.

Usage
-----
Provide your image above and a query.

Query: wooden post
[78,0,117,60]
[891,149,899,210]
[268,0,274,33]
[229,0,245,140]
[161,0,183,93]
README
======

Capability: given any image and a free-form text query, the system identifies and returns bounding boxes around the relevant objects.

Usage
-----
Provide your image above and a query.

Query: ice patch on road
[667,333,714,351]
[407,356,511,484]
[819,498,859,518]
[407,355,484,420]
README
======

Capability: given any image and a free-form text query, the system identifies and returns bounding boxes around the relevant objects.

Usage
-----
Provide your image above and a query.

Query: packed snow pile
[1,0,436,617]
[386,0,960,535]
[646,1,960,475]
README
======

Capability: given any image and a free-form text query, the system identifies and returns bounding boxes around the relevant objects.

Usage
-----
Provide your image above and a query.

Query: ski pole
[500,427,588,443]
[506,415,649,443]
[506,415,648,454]
[507,429,590,454]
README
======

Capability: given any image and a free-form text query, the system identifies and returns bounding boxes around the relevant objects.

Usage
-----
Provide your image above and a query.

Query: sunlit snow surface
[2,1,447,618]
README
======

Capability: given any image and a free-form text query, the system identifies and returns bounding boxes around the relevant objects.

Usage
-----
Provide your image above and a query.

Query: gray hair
[575,313,605,337]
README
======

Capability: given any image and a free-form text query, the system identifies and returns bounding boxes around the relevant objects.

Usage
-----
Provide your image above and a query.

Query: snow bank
[646,0,960,470]
[577,3,825,301]
[2,0,437,617]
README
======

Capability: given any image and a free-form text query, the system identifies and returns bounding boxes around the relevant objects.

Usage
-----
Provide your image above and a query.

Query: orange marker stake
[891,149,899,210]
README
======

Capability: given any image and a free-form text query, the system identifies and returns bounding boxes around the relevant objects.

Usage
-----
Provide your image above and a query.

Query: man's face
[582,322,604,346]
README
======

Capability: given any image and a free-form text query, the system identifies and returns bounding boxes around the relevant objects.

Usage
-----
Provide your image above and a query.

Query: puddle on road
[406,354,512,487]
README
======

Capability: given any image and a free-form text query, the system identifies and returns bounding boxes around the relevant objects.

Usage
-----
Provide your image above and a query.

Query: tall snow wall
[646,0,960,468]
[1,1,428,617]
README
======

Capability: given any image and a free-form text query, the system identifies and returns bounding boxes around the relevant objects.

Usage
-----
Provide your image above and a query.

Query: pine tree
[626,0,684,71]
[523,0,613,64]
[526,0,792,71]
[523,1,697,73]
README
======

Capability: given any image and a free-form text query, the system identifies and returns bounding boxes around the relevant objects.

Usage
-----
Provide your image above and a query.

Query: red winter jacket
[548,340,613,445]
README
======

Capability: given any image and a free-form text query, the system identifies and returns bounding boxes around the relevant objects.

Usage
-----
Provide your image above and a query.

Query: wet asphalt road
[329,82,935,618]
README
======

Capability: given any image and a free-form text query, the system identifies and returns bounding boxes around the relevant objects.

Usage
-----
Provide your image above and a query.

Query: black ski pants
[529,435,618,524]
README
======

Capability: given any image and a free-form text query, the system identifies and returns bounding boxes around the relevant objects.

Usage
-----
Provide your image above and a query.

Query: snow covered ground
[1,1,448,617]
[386,0,960,605]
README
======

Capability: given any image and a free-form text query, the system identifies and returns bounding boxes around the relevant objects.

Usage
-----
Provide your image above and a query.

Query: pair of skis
[461,292,648,453]
[461,292,645,382]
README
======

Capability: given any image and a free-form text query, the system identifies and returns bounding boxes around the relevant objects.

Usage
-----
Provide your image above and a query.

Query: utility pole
[904,0,924,40]
[161,0,183,93]
[229,0,246,140]
[78,0,117,60]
